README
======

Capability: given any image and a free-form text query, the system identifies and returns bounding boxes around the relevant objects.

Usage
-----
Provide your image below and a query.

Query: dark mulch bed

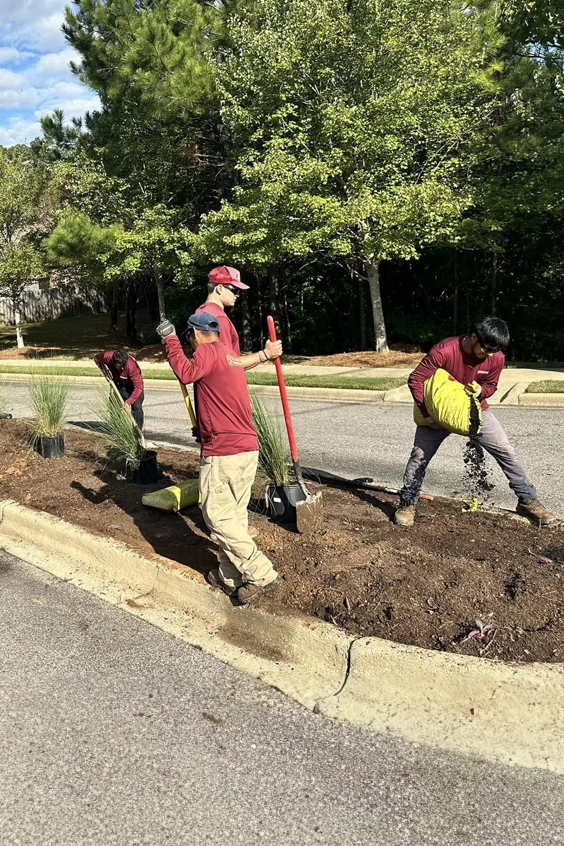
[1,421,562,664]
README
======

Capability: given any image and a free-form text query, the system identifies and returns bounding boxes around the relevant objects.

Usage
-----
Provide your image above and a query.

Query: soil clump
[0,420,562,664]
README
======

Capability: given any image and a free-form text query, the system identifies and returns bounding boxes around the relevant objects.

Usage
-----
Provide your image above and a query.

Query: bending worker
[157,311,283,605]
[394,316,558,528]
[94,348,145,430]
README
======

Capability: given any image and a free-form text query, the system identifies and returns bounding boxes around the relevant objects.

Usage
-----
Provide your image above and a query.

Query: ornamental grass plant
[250,392,290,486]
[28,374,70,439]
[95,386,145,470]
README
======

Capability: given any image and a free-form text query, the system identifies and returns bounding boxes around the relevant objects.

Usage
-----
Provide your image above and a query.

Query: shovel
[266,315,322,534]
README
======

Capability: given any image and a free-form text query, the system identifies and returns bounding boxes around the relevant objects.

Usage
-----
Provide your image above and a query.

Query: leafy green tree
[197,0,500,350]
[0,147,52,347]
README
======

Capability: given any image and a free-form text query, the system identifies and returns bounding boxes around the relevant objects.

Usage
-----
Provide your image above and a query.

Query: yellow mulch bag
[413,368,482,436]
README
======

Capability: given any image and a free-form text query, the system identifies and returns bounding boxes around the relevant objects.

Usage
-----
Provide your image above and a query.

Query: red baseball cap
[208,265,250,290]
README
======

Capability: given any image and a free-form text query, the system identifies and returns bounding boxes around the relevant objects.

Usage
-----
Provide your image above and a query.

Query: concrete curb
[519,392,564,407]
[0,499,563,773]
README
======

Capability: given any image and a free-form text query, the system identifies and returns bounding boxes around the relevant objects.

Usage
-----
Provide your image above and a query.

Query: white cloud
[0,4,101,145]
[0,116,41,147]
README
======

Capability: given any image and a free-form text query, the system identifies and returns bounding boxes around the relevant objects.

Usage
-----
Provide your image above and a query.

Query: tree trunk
[109,287,118,331]
[365,258,389,353]
[453,250,458,334]
[255,274,264,348]
[125,281,138,341]
[239,291,252,352]
[14,305,24,349]
[154,270,166,320]
[268,266,283,339]
[491,253,498,316]
[283,286,293,354]
[357,274,367,350]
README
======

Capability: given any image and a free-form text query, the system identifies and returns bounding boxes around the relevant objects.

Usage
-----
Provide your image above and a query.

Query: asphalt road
[4,381,563,515]
[1,551,564,846]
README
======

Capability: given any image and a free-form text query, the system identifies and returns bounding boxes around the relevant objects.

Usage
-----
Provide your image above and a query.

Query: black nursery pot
[265,482,306,523]
[34,434,64,459]
[127,449,159,484]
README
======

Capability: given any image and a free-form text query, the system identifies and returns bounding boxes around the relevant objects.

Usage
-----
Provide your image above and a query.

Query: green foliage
[28,375,70,437]
[95,387,145,469]
[250,392,290,486]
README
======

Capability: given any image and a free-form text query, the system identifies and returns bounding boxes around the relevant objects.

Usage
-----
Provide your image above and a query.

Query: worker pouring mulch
[393,316,558,528]
[461,393,495,505]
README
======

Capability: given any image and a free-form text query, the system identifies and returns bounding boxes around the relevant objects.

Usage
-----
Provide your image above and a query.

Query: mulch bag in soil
[413,368,482,436]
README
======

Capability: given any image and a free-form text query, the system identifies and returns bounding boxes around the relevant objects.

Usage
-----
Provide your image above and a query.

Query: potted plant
[250,392,305,522]
[28,374,70,458]
[96,388,159,484]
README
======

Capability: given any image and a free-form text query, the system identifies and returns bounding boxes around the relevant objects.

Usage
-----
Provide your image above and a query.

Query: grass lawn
[0,362,405,391]
[526,380,564,393]
[0,313,133,356]
[245,373,405,391]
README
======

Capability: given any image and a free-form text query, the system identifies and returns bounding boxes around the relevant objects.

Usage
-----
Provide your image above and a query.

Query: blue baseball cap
[186,312,220,333]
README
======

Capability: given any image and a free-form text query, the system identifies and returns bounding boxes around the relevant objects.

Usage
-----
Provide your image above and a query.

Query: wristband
[259,350,268,363]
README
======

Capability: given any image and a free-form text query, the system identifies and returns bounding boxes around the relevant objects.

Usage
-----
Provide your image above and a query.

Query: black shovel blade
[295,491,323,534]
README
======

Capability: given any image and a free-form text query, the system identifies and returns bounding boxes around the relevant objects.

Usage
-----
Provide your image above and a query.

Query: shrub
[250,392,290,486]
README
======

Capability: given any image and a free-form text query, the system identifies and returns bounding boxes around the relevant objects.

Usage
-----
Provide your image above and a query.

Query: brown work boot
[206,568,239,597]
[393,504,416,528]
[516,498,560,527]
[237,576,283,605]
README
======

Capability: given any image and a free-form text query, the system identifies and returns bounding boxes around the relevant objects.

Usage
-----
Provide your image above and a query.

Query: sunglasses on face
[222,284,238,294]
[476,337,499,354]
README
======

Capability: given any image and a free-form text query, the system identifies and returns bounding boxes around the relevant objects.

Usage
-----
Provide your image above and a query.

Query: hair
[207,282,217,295]
[112,349,129,368]
[471,317,510,352]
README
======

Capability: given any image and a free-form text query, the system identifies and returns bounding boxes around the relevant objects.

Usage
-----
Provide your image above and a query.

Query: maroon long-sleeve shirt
[164,335,258,457]
[93,351,144,405]
[196,302,240,355]
[408,335,505,419]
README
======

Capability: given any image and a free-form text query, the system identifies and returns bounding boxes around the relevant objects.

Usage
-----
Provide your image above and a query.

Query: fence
[0,288,106,324]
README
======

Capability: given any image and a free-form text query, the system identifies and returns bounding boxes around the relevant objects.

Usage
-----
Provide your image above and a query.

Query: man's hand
[124,403,132,416]
[192,426,201,444]
[264,339,282,361]
[156,318,176,338]
[464,383,481,399]
[424,416,443,430]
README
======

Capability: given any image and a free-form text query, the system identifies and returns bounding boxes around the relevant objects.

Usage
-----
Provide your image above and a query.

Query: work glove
[192,426,201,444]
[464,382,481,400]
[156,318,176,338]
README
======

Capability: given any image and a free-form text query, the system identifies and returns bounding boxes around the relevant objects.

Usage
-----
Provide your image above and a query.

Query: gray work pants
[399,409,537,506]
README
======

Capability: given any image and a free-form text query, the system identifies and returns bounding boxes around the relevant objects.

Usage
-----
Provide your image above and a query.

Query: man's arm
[123,359,144,405]
[476,355,504,401]
[408,347,446,418]
[163,335,215,384]
[240,339,282,371]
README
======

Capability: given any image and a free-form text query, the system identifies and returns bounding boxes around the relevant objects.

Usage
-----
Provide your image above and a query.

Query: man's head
[207,265,249,308]
[185,311,220,349]
[112,349,129,372]
[468,317,510,359]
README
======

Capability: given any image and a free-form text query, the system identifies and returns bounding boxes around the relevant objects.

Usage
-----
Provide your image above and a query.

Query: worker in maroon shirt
[196,265,277,367]
[394,316,558,528]
[156,311,283,605]
[93,349,145,430]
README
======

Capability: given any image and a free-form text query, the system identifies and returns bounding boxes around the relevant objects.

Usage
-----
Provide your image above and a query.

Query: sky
[0,0,101,147]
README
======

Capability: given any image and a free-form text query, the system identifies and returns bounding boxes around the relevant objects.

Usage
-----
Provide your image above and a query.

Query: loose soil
[1,421,562,664]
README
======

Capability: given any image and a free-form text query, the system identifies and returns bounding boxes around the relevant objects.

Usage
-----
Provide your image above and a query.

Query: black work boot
[516,498,560,527]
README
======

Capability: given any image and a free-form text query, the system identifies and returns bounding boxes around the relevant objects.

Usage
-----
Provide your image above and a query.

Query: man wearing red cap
[197,266,278,366]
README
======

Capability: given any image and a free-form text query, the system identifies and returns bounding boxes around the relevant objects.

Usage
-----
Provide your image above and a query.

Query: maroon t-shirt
[93,351,144,405]
[164,335,258,457]
[408,335,504,418]
[196,302,240,355]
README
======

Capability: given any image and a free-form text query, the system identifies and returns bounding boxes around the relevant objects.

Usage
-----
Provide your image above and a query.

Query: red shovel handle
[266,315,299,462]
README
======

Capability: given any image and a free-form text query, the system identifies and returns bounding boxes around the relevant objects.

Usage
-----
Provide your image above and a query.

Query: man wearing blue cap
[156,311,283,604]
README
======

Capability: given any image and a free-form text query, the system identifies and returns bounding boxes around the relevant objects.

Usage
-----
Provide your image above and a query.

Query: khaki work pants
[199,451,279,589]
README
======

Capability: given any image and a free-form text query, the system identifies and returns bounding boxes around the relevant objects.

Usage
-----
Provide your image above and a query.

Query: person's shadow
[71,466,218,576]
